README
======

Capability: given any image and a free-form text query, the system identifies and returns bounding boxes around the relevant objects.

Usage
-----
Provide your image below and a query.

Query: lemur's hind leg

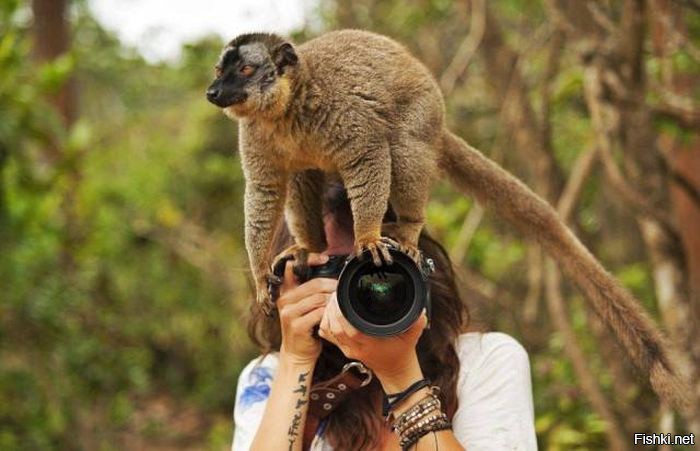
[385,139,437,262]
[338,142,397,266]
[273,169,327,280]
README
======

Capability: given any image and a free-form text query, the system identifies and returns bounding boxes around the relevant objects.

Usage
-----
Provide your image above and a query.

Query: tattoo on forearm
[287,371,310,450]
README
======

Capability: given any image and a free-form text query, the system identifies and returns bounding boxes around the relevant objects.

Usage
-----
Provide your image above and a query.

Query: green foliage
[1,1,249,448]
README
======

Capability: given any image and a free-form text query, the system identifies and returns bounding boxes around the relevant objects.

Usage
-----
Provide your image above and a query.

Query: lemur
[206,30,688,409]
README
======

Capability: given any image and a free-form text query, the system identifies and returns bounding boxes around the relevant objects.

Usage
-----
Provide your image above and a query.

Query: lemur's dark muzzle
[206,87,248,108]
[206,87,222,104]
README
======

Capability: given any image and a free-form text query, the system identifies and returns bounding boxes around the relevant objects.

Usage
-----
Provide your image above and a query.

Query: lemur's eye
[240,65,256,77]
[214,66,223,78]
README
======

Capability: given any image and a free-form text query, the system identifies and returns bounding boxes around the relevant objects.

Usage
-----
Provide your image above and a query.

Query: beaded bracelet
[394,399,441,435]
[400,418,452,450]
[392,387,441,432]
[390,385,452,450]
[400,411,444,438]
[400,410,447,439]
[392,396,440,432]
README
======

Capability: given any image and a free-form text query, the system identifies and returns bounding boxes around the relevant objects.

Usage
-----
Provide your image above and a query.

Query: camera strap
[302,361,373,449]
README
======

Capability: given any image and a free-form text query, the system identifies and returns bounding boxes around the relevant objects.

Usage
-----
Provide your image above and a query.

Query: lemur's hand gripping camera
[269,246,435,337]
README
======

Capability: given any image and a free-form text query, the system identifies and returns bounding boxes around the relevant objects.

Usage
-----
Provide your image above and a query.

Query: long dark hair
[246,183,469,450]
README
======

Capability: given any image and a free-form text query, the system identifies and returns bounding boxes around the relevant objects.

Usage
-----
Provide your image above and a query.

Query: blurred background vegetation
[1,0,699,449]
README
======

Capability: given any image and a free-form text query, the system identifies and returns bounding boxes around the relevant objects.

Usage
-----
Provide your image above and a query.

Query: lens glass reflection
[348,262,414,325]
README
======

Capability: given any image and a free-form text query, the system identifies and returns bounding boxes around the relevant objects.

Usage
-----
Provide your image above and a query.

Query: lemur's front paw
[271,244,311,281]
[399,243,423,264]
[355,236,400,266]
[380,223,422,263]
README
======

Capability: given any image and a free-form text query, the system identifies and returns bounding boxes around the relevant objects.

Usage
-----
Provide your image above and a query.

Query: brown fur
[207,30,688,409]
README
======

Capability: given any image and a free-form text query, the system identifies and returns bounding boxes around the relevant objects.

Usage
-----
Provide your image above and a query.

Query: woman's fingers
[279,292,330,321]
[394,309,428,345]
[277,277,337,309]
[307,253,330,266]
[319,301,330,332]
[410,309,428,333]
[291,305,326,334]
[281,253,328,292]
[318,304,334,341]
[326,295,350,349]
[318,297,340,345]
[334,299,362,340]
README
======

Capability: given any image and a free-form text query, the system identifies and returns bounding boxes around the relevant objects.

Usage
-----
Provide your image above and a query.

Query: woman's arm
[248,254,338,451]
[377,333,537,450]
[377,353,466,451]
[375,360,464,451]
[319,295,466,450]
[250,356,316,450]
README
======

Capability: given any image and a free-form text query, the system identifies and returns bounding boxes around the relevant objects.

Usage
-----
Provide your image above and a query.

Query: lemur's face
[206,41,297,118]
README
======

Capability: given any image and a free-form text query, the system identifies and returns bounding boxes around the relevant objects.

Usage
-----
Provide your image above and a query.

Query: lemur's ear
[273,42,298,74]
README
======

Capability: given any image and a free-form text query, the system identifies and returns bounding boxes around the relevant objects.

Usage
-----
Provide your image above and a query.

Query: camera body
[304,254,348,279]
[271,247,434,337]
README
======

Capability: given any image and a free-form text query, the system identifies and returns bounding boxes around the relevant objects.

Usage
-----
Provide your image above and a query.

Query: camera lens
[337,248,429,337]
[348,263,414,325]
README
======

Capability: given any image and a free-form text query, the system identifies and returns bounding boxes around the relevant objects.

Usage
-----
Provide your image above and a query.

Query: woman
[232,184,537,450]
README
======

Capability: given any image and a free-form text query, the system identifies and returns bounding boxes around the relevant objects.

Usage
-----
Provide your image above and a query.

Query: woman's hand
[317,293,429,392]
[277,253,338,366]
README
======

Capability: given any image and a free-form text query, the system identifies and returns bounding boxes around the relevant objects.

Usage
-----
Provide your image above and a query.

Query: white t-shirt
[232,332,538,450]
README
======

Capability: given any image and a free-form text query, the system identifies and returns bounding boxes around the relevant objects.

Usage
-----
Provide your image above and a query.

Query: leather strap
[302,362,373,450]
[382,377,432,418]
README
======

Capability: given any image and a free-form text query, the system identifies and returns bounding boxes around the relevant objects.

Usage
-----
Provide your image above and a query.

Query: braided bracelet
[400,417,452,450]
[400,409,447,439]
[394,398,441,434]
[400,410,444,438]
[392,386,441,431]
[390,386,452,450]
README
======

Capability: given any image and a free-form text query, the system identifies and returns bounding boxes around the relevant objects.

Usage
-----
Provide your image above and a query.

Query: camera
[270,246,434,337]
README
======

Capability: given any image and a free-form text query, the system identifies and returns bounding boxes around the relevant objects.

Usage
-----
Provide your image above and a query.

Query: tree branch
[545,260,630,451]
[440,0,486,96]
[671,169,700,209]
[543,144,630,450]
[582,63,676,230]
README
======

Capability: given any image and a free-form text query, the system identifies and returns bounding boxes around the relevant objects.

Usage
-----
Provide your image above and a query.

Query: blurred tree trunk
[32,0,76,130]
[649,0,700,427]
[0,143,7,230]
[671,146,700,316]
[619,0,699,433]
[649,0,700,342]
[31,0,81,270]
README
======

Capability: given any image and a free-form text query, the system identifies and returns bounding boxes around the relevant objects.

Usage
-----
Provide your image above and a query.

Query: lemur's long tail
[439,130,689,410]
